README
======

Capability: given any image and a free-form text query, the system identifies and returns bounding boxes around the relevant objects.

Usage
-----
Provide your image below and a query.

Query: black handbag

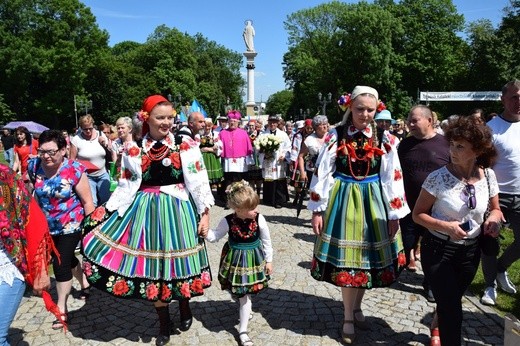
[480,168,500,256]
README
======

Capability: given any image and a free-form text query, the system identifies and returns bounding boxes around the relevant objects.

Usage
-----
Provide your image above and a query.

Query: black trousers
[262,179,289,206]
[421,232,480,346]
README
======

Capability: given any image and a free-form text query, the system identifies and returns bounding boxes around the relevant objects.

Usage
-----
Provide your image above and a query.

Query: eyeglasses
[37,149,59,157]
[465,184,476,210]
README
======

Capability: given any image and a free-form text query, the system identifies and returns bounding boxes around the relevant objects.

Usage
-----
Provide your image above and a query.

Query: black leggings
[51,232,81,282]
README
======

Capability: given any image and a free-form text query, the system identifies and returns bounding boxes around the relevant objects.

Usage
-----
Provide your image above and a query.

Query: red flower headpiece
[377,100,386,112]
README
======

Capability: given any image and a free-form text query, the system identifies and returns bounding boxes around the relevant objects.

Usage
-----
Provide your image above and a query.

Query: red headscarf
[140,95,170,135]
[304,119,313,127]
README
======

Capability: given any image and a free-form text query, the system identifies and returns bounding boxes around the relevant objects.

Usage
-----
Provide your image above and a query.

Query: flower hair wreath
[225,180,250,197]
[137,110,149,122]
[337,93,386,112]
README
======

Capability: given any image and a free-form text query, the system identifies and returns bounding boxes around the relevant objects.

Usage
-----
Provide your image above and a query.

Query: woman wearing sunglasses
[413,116,504,346]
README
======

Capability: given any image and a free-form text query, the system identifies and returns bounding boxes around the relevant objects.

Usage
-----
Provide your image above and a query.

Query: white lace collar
[347,125,373,138]
[142,132,177,153]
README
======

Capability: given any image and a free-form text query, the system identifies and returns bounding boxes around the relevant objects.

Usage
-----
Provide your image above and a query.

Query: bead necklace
[342,125,374,181]
[146,145,169,161]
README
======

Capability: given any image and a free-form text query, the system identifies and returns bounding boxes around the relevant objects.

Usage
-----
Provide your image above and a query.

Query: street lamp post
[74,95,92,128]
[318,92,332,116]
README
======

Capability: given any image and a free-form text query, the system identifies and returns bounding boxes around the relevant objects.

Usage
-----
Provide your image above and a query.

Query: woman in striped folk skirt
[81,95,214,346]
[308,86,409,344]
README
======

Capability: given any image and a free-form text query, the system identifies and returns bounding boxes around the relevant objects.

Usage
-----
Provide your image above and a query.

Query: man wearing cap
[261,115,291,208]
[213,115,228,136]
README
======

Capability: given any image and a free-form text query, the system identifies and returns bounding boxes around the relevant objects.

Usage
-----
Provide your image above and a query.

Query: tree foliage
[0,0,243,129]
[283,0,517,119]
[265,90,294,119]
[0,0,109,128]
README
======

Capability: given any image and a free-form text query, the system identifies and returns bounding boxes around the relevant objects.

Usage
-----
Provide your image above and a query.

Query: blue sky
[81,0,510,102]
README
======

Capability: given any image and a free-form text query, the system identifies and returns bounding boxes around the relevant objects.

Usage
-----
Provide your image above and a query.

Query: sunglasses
[465,184,476,210]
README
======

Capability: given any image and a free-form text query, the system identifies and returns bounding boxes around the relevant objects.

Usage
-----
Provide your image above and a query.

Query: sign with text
[420,91,501,101]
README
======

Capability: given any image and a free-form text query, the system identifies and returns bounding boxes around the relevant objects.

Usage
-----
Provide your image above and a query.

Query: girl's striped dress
[207,213,272,297]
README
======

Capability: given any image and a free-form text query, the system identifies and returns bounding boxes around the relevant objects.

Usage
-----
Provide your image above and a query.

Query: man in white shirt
[261,115,291,208]
[481,80,520,305]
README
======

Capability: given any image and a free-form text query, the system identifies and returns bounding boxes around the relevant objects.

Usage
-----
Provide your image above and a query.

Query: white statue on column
[243,20,255,52]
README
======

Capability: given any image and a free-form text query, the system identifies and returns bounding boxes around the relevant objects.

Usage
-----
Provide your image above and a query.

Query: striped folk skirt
[311,173,405,289]
[218,239,269,297]
[81,189,211,302]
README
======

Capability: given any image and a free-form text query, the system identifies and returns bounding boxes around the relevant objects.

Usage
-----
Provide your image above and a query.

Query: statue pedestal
[244,51,257,117]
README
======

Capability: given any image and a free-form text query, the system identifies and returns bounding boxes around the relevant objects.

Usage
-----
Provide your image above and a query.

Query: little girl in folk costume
[206,180,273,346]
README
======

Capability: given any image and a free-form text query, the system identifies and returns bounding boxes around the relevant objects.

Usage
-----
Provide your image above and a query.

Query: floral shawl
[0,164,62,328]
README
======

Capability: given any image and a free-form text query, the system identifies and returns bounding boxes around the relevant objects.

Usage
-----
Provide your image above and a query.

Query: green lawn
[0,150,6,165]
[470,228,520,318]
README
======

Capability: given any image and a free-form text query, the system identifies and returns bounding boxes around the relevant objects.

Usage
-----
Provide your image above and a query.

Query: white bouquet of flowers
[254,134,281,155]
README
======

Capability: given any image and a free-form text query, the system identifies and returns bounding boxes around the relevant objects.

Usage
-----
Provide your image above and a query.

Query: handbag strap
[484,168,491,215]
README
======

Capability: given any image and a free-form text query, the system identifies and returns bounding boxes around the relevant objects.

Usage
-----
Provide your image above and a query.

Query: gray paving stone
[7,202,505,345]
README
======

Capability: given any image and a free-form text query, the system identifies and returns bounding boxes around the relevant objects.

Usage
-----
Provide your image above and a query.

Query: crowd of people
[0,79,519,346]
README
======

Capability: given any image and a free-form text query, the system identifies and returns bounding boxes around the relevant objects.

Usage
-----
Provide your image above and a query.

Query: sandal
[79,285,91,300]
[341,320,356,344]
[238,331,254,346]
[51,313,68,330]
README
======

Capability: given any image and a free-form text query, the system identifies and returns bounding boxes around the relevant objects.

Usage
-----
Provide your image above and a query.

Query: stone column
[244,51,257,117]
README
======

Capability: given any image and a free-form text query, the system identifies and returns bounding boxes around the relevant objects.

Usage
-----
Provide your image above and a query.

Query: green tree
[496,0,520,79]
[386,0,467,96]
[283,1,407,121]
[0,94,15,124]
[0,0,109,129]
[265,90,294,119]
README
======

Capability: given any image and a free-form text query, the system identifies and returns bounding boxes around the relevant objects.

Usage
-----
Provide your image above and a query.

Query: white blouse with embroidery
[307,127,410,220]
[422,166,499,240]
[106,132,214,216]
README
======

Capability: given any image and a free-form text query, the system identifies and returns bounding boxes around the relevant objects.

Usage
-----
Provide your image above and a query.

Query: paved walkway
[8,203,504,345]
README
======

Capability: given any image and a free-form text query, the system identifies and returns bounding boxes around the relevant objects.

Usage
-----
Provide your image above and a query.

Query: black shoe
[155,334,170,346]
[275,204,282,209]
[179,300,193,331]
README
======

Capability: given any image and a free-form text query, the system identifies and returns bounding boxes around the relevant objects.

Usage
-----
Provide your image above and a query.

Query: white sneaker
[480,286,497,306]
[497,271,517,294]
